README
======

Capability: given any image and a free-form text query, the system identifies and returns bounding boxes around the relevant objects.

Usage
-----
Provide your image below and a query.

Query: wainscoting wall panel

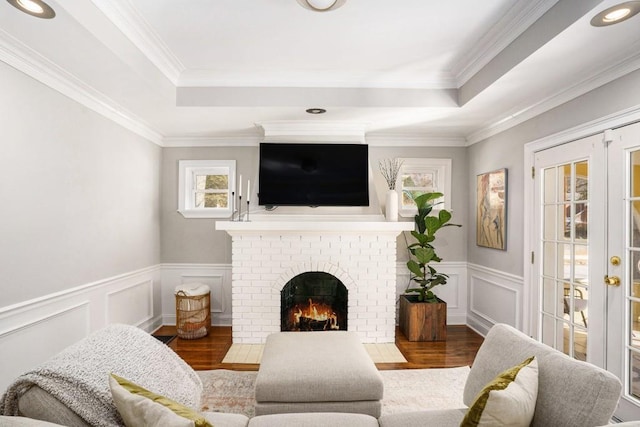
[0,302,89,393]
[467,263,525,336]
[396,261,468,325]
[0,261,526,392]
[107,279,154,326]
[0,266,161,392]
[160,264,231,326]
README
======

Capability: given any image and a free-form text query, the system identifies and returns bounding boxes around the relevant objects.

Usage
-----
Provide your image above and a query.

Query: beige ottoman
[254,331,384,417]
[248,412,379,427]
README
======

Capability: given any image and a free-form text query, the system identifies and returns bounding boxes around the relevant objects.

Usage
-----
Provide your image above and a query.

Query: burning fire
[290,298,339,330]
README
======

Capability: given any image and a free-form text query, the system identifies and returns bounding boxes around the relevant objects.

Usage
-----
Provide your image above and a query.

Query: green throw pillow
[460,356,538,427]
[109,374,212,427]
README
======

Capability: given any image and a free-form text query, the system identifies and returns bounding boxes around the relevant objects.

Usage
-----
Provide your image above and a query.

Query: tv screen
[258,143,369,207]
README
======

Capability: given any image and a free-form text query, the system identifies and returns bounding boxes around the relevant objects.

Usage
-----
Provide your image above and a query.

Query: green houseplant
[400,191,461,341]
[405,191,461,302]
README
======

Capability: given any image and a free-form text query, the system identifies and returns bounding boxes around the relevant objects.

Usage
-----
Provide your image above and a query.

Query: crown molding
[366,134,467,147]
[466,49,640,146]
[91,0,185,85]
[161,131,467,148]
[162,135,262,147]
[452,0,559,87]
[177,69,458,90]
[0,28,163,146]
[256,120,369,141]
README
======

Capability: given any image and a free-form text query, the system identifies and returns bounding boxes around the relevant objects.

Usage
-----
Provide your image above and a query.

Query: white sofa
[0,323,627,427]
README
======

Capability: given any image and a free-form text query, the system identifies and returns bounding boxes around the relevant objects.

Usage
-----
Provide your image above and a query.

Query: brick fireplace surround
[217,219,412,344]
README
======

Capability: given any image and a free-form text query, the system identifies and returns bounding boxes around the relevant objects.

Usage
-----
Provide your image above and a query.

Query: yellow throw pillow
[109,374,212,427]
[460,356,538,427]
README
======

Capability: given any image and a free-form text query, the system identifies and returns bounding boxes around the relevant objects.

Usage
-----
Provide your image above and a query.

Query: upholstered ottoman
[254,331,384,417]
[248,412,379,427]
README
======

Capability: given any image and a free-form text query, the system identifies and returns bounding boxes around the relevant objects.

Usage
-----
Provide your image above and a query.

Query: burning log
[286,298,340,331]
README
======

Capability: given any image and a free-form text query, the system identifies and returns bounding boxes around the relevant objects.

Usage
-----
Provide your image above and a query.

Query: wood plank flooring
[154,325,484,371]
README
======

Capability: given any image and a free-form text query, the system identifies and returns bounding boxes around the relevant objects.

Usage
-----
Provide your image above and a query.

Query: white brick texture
[230,233,399,343]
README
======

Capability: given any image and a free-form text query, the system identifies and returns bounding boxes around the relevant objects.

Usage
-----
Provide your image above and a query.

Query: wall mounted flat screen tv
[258,143,369,207]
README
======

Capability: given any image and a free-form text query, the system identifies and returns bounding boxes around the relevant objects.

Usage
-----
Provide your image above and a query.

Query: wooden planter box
[399,294,447,341]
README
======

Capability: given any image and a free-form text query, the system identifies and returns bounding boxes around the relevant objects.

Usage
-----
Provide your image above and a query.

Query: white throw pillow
[109,374,212,427]
[460,356,539,427]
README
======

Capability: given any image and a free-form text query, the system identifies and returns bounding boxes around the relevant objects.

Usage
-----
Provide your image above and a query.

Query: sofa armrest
[464,324,622,427]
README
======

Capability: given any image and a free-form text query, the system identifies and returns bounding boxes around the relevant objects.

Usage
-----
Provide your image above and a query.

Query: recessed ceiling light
[6,0,55,19]
[591,1,640,26]
[306,108,327,114]
[296,0,347,12]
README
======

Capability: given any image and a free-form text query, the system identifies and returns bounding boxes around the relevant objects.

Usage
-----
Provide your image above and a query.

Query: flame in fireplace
[290,298,340,331]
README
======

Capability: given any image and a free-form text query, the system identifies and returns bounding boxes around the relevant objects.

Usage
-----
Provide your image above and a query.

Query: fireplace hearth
[216,219,412,343]
[281,272,347,332]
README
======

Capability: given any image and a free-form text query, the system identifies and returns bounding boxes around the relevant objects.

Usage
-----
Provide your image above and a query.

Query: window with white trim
[178,160,236,218]
[397,158,451,217]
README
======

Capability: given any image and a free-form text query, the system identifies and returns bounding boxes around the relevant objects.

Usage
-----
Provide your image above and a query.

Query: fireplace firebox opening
[281,272,348,332]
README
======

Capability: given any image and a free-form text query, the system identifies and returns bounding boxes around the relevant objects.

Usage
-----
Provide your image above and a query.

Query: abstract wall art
[476,168,507,250]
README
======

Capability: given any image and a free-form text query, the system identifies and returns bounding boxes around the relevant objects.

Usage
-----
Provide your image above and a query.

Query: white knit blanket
[0,324,202,427]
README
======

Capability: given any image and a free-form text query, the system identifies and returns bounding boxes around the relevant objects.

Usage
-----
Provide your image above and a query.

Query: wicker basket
[175,287,211,340]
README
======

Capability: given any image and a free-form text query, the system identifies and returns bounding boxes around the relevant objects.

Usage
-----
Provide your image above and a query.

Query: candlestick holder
[237,195,242,221]
[231,191,236,221]
[245,200,250,222]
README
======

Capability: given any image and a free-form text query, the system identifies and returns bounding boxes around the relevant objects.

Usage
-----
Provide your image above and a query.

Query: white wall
[466,68,640,335]
[160,144,468,327]
[0,61,163,390]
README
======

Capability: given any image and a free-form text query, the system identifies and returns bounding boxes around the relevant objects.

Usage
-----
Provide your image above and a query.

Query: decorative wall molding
[467,263,524,336]
[257,121,369,143]
[0,265,161,392]
[366,134,467,147]
[162,135,262,147]
[91,0,185,84]
[452,0,557,87]
[396,261,468,325]
[0,28,163,146]
[0,260,526,390]
[467,52,640,146]
[160,263,232,327]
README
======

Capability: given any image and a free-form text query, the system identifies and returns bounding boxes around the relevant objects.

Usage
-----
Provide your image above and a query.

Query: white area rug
[222,343,407,364]
[198,366,469,418]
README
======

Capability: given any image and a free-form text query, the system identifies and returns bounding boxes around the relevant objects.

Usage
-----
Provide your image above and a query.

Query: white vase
[385,189,398,222]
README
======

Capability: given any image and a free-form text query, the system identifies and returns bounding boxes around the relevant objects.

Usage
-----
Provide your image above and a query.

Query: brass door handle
[605,275,621,286]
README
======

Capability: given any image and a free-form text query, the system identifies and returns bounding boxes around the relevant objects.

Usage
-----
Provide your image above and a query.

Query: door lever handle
[604,275,621,286]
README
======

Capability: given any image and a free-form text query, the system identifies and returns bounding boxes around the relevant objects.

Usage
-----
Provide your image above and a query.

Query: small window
[398,158,451,217]
[178,160,236,218]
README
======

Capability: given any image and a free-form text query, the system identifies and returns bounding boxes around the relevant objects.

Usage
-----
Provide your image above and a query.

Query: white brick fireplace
[216,220,412,343]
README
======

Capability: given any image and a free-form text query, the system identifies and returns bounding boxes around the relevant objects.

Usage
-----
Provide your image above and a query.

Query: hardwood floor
[154,325,484,371]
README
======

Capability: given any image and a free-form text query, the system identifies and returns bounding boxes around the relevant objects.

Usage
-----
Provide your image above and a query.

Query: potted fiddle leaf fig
[400,191,461,341]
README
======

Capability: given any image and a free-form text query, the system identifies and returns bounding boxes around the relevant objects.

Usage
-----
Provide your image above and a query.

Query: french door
[607,121,640,421]
[532,122,640,421]
[534,134,607,367]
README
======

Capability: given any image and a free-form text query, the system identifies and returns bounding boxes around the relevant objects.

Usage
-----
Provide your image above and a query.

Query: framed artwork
[476,168,507,250]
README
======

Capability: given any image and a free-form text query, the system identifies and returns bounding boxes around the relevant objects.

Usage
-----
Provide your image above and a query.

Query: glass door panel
[539,155,594,360]
[627,149,640,405]
[606,122,640,420]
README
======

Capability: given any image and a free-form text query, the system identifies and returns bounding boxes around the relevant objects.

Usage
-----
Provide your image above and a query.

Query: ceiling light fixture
[591,1,640,26]
[296,0,347,12]
[306,108,327,114]
[6,0,55,18]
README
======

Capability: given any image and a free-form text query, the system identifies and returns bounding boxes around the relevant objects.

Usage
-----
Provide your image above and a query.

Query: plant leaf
[439,209,452,224]
[407,260,424,278]
[424,216,440,235]
[414,247,435,264]
[413,192,443,208]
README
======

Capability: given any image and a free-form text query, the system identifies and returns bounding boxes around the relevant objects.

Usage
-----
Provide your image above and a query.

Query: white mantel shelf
[216,220,413,234]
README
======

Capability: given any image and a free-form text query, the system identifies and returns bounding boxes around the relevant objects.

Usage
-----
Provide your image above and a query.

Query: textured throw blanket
[0,324,202,427]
